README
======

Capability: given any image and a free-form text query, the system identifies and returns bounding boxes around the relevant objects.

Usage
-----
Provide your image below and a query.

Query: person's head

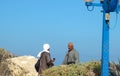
[43,44,50,51]
[68,42,74,51]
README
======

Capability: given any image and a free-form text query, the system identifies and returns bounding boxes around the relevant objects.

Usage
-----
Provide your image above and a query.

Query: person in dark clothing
[37,44,55,76]
[62,42,79,65]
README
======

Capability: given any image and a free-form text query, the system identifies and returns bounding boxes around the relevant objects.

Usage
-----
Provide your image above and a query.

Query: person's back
[37,43,55,76]
[39,52,51,73]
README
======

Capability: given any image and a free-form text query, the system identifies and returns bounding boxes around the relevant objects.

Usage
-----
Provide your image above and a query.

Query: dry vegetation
[42,61,120,76]
[0,48,15,63]
[42,61,101,76]
[0,48,120,76]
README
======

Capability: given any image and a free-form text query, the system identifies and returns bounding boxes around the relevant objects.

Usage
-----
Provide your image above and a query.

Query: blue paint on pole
[118,5,120,11]
[102,11,109,76]
[84,0,120,76]
[103,0,118,13]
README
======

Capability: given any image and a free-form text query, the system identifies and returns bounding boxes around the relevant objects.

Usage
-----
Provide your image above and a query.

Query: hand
[52,58,55,62]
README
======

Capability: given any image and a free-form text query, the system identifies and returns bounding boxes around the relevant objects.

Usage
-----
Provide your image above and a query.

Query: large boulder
[0,56,38,76]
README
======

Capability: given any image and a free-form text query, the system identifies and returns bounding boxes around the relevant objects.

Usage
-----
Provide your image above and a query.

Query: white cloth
[37,44,50,58]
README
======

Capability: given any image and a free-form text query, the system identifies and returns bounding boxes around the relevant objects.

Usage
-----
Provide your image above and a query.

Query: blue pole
[102,11,109,76]
[84,1,120,76]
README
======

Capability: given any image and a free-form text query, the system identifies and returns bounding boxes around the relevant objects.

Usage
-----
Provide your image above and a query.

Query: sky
[0,0,120,65]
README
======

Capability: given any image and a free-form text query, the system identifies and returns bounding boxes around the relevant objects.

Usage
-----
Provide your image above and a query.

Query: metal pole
[102,11,109,76]
[84,1,120,76]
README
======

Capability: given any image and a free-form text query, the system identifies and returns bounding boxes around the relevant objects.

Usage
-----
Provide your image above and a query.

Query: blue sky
[0,0,120,65]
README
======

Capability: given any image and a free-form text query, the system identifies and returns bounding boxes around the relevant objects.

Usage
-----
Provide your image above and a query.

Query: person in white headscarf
[37,44,50,58]
[37,44,55,76]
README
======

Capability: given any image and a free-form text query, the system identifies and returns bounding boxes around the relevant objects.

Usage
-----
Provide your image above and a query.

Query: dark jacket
[38,52,52,74]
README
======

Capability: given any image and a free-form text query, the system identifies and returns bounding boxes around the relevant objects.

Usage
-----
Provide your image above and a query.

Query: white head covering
[37,43,50,58]
[43,44,50,51]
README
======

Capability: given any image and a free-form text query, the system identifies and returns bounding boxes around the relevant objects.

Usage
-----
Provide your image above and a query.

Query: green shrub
[42,61,101,76]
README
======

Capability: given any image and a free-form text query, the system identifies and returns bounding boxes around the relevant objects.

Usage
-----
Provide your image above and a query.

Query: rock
[0,48,15,63]
[0,56,38,76]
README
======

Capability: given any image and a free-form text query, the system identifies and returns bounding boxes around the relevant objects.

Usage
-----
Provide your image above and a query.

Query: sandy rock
[0,56,38,76]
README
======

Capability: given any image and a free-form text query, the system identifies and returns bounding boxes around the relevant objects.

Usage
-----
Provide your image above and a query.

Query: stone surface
[0,56,38,76]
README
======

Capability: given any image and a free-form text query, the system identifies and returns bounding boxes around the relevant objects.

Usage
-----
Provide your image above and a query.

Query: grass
[0,48,119,76]
[42,61,101,76]
[111,59,120,76]
[42,61,120,76]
